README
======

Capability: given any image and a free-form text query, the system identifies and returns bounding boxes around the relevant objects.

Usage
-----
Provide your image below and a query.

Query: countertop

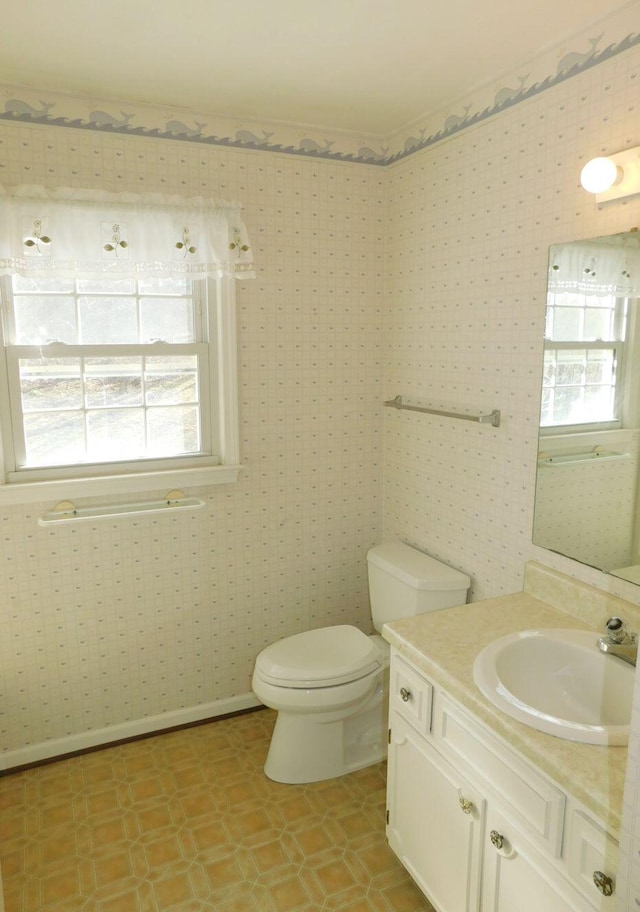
[382,590,628,837]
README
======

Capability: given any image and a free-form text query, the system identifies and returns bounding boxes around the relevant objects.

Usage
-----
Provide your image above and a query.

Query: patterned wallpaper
[0,126,385,766]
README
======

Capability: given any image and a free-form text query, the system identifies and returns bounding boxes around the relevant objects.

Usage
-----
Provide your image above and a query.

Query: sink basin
[473,628,634,745]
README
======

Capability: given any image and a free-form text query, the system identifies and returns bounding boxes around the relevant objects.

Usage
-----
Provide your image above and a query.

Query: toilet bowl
[252,626,390,783]
[252,541,470,783]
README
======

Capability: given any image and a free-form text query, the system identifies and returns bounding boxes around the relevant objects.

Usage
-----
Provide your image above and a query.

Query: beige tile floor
[0,708,434,911]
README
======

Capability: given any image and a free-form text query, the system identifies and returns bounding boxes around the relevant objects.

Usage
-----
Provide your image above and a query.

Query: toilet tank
[367,541,470,630]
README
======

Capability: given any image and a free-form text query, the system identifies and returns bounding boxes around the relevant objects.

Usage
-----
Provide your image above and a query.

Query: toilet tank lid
[367,542,470,591]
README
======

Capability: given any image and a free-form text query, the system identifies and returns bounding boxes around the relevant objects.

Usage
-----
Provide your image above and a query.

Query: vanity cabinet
[386,651,618,912]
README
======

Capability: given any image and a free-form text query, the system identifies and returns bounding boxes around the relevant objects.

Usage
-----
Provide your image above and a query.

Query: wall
[383,45,640,601]
[0,125,384,765]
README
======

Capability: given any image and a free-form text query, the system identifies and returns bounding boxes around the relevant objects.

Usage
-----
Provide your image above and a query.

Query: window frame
[0,274,241,504]
[540,293,629,436]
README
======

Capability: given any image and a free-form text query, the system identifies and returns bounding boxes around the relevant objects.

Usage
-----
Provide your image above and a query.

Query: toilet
[251,541,470,783]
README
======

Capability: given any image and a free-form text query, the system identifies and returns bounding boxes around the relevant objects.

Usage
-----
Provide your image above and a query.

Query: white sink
[473,628,634,745]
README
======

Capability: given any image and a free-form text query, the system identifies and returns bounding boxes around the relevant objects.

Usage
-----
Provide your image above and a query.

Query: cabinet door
[387,712,483,912]
[482,809,589,912]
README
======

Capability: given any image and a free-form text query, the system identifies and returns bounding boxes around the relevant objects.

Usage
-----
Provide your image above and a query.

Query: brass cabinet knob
[459,797,473,815]
[399,687,412,702]
[593,871,614,896]
[490,830,504,850]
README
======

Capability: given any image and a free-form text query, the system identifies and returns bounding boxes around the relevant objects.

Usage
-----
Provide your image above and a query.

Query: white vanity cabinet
[386,650,618,912]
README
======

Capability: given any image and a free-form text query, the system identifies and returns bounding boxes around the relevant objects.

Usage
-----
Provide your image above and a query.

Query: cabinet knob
[399,687,412,702]
[593,871,614,897]
[459,797,473,815]
[490,830,505,850]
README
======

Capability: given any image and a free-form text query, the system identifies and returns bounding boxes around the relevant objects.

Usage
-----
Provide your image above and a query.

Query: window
[541,290,628,431]
[0,185,253,501]
[543,235,640,435]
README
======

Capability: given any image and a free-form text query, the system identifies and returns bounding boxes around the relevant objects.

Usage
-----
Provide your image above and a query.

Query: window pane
[584,384,615,420]
[551,307,582,341]
[23,411,85,466]
[86,409,146,460]
[540,388,553,425]
[139,277,191,295]
[140,298,195,343]
[542,350,556,385]
[585,350,615,385]
[77,277,136,294]
[555,350,585,386]
[14,295,77,344]
[79,296,138,343]
[584,308,614,340]
[144,356,198,405]
[84,358,143,407]
[552,386,584,423]
[19,358,83,411]
[13,276,75,294]
[147,406,199,454]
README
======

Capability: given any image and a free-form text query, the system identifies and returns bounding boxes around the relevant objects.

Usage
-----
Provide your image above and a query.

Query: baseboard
[0,692,262,772]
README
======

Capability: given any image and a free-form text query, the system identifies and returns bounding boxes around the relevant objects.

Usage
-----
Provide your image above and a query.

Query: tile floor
[0,708,434,911]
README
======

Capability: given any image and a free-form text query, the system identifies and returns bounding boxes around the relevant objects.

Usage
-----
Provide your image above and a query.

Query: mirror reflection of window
[543,234,640,433]
[533,232,640,582]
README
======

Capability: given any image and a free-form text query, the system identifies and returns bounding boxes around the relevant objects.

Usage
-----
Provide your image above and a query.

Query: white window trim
[0,274,242,505]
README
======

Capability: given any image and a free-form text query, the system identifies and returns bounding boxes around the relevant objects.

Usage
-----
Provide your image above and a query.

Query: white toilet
[252,541,470,783]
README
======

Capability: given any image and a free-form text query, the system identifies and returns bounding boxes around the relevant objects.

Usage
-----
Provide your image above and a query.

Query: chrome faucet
[597,617,638,666]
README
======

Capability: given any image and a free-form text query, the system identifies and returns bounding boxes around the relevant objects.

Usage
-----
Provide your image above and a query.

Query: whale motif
[299,137,334,152]
[5,99,55,116]
[88,110,134,127]
[557,35,603,74]
[235,129,274,145]
[443,104,472,131]
[403,129,426,151]
[493,75,529,107]
[358,146,389,162]
[165,120,206,137]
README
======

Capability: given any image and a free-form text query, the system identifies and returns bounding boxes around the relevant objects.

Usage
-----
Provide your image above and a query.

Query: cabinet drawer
[432,691,565,857]
[389,653,433,733]
[566,810,618,909]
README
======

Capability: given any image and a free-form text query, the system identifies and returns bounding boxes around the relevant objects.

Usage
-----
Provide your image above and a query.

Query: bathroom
[1,0,640,908]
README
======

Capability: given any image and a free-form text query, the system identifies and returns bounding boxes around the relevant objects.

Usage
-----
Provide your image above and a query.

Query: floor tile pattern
[0,709,434,911]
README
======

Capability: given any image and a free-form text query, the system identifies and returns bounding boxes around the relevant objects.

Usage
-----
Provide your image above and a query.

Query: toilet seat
[255,624,382,688]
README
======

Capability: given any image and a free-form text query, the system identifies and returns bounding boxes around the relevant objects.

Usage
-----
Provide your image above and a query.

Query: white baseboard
[0,692,262,771]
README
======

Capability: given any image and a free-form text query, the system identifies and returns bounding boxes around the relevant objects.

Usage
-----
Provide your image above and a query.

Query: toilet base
[263,676,388,784]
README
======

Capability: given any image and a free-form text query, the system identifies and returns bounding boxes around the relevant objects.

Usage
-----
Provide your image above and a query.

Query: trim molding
[0,692,262,772]
[1,28,639,167]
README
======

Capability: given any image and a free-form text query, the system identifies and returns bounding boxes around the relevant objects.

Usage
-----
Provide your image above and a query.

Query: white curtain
[0,185,254,280]
[548,233,640,298]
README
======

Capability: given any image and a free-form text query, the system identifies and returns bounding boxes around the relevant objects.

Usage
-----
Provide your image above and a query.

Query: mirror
[532,230,640,583]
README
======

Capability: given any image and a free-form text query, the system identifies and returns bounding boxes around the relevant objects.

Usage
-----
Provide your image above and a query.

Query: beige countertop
[382,589,628,837]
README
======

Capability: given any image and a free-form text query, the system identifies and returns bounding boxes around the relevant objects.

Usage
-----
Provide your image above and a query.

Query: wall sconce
[580,146,640,203]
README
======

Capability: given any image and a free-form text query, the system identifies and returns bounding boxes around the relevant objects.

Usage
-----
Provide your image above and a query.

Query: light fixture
[580,146,640,202]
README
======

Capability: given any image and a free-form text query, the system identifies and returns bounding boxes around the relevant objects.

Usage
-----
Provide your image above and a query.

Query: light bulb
[580,157,621,194]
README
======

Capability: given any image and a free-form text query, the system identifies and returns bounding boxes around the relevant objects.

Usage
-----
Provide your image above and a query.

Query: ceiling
[0,0,630,136]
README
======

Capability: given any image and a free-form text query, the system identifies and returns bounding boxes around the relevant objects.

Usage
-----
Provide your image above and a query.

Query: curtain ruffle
[0,184,254,280]
[548,232,640,298]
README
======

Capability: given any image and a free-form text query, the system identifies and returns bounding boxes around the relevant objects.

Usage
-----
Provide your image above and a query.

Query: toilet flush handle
[399,687,412,702]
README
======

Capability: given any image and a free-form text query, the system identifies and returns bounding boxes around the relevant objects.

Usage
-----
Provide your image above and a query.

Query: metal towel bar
[384,395,501,428]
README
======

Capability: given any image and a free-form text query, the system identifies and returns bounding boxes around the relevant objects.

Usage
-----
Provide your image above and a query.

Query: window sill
[0,464,242,507]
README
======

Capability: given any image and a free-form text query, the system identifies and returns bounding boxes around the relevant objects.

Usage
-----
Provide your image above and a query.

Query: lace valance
[548,233,640,299]
[0,185,254,280]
